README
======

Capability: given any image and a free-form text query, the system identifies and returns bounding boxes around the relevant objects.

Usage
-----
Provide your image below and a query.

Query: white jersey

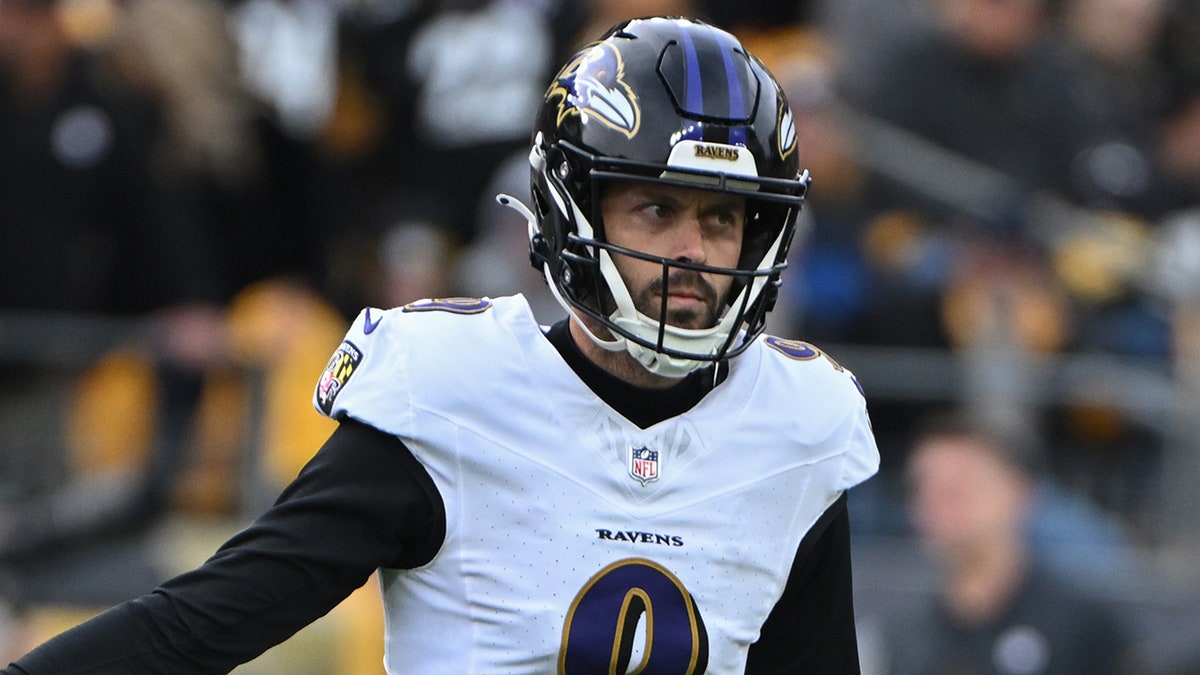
[314,294,879,674]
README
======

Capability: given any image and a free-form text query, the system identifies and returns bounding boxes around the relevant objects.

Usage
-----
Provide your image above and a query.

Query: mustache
[662,267,715,302]
[636,269,721,314]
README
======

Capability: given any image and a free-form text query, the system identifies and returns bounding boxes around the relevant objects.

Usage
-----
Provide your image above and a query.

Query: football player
[3,16,878,674]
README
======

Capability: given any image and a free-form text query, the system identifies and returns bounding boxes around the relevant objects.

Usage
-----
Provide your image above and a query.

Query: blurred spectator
[1153,1,1200,211]
[870,411,1138,675]
[841,0,1128,212]
[1051,0,1182,361]
[0,0,224,316]
[334,0,589,258]
[1061,0,1170,214]
[109,0,263,198]
[811,0,1180,528]
[832,0,1156,351]
[220,0,349,298]
[0,0,229,610]
[111,0,332,302]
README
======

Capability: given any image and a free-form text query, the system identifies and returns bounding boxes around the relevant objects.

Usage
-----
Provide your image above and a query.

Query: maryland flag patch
[316,340,362,415]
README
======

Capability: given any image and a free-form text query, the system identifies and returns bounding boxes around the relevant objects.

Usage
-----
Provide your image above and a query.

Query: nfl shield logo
[628,445,659,486]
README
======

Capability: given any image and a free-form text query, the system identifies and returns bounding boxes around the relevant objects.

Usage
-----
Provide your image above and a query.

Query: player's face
[905,436,1031,557]
[599,182,746,330]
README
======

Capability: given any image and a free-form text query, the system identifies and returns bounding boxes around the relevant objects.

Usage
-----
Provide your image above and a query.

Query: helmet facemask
[519,138,807,378]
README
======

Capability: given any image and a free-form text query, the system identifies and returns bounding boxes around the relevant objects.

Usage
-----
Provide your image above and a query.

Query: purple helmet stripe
[716,29,745,119]
[715,27,749,146]
[676,24,705,114]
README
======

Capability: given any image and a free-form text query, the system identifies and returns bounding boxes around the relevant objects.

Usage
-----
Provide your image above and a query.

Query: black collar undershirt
[544,319,722,429]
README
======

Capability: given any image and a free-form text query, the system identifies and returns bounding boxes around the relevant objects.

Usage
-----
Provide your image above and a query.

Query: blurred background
[1,0,1199,672]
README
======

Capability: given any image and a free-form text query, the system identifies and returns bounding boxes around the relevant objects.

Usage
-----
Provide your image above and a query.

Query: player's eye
[638,202,674,221]
[703,207,744,234]
[714,210,739,226]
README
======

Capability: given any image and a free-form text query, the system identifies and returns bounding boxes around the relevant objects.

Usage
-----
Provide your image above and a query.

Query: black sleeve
[745,492,861,674]
[1,419,445,675]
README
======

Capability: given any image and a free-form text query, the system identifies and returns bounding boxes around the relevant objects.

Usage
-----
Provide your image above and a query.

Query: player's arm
[1,419,444,675]
[744,492,861,673]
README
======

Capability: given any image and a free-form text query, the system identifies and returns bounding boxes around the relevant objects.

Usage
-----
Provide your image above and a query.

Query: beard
[632,268,722,329]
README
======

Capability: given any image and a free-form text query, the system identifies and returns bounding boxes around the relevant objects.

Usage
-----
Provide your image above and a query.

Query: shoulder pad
[760,335,865,396]
[400,297,493,315]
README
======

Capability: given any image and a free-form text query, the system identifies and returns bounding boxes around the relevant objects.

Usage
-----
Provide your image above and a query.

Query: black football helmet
[499,16,809,377]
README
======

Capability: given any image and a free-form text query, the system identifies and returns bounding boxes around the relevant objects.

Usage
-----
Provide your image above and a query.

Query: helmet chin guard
[513,16,811,378]
[597,226,788,379]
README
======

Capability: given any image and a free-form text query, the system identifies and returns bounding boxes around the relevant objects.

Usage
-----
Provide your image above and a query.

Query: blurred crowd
[3,0,1200,672]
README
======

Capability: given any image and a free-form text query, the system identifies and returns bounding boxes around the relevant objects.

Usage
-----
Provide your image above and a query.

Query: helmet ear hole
[531,187,551,226]
[529,232,549,270]
[561,244,600,299]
